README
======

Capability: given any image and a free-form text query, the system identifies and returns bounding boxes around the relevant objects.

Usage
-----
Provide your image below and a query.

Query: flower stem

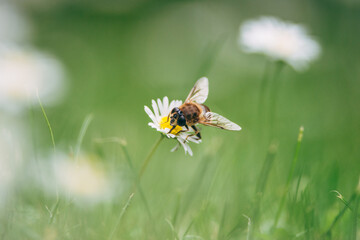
[138,134,165,180]
[268,61,285,140]
[257,60,271,121]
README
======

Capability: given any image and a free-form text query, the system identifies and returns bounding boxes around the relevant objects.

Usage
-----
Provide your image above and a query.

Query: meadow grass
[1,1,360,239]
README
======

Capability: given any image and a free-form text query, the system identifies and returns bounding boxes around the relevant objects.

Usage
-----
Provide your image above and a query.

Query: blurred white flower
[144,96,201,156]
[0,45,66,113]
[0,120,25,207]
[0,2,29,43]
[48,153,113,204]
[239,16,321,71]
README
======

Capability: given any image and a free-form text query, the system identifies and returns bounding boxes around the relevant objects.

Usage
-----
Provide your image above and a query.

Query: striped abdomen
[180,103,210,126]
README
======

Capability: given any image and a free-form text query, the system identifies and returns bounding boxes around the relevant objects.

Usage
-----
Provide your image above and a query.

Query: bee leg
[168,125,176,134]
[191,125,201,139]
[184,125,201,142]
[178,125,190,133]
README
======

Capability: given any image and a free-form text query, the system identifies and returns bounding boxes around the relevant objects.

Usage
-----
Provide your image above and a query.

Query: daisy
[0,2,29,43]
[0,45,66,113]
[0,120,25,208]
[42,152,114,205]
[239,16,321,71]
[144,96,201,156]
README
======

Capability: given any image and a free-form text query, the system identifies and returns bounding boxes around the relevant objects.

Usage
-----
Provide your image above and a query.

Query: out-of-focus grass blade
[172,192,182,227]
[217,203,227,240]
[182,219,194,240]
[351,195,358,240]
[178,154,212,226]
[165,218,180,240]
[36,90,56,152]
[108,193,134,240]
[94,137,153,219]
[195,35,227,78]
[251,141,278,234]
[324,192,356,238]
[48,197,61,224]
[243,215,251,240]
[273,126,304,229]
[75,114,93,161]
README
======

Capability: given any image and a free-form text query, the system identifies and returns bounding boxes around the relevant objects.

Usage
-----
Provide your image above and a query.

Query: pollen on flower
[160,116,182,135]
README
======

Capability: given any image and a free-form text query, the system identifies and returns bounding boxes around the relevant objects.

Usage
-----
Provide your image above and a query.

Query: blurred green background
[2,0,360,239]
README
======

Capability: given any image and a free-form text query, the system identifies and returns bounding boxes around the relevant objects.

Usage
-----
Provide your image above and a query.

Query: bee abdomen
[180,103,200,125]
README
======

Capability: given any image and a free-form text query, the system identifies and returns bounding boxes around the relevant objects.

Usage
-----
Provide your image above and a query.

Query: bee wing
[185,77,209,104]
[200,112,241,131]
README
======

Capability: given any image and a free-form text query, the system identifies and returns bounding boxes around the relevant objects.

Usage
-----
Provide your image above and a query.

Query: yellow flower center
[160,116,182,135]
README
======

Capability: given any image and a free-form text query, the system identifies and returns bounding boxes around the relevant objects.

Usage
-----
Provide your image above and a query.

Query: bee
[168,77,241,140]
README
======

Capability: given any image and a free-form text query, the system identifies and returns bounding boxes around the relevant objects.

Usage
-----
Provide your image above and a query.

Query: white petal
[186,144,193,156]
[174,100,182,107]
[152,100,160,121]
[187,136,201,143]
[148,122,159,130]
[168,100,175,113]
[162,96,169,116]
[177,137,193,156]
[177,138,188,155]
[144,106,157,124]
[171,143,180,152]
[157,98,164,117]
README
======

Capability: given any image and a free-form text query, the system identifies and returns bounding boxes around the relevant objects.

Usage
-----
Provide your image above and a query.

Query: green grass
[1,0,360,239]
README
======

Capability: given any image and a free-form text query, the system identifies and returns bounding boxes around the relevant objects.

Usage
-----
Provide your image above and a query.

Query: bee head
[170,107,186,127]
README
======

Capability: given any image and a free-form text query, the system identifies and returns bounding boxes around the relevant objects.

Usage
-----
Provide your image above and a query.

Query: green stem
[257,60,271,121]
[273,126,304,229]
[269,61,285,140]
[138,134,165,180]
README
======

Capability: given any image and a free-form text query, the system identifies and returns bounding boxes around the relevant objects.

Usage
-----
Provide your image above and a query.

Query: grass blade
[273,126,304,229]
[94,137,153,219]
[165,218,180,240]
[36,90,56,152]
[108,193,134,240]
[243,215,251,240]
[251,141,278,234]
[324,193,356,238]
[75,114,93,161]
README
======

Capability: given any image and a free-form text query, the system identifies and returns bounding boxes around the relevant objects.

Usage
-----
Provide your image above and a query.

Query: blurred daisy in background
[41,152,115,205]
[145,96,201,156]
[0,120,25,208]
[0,45,66,113]
[0,1,29,43]
[239,16,321,71]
